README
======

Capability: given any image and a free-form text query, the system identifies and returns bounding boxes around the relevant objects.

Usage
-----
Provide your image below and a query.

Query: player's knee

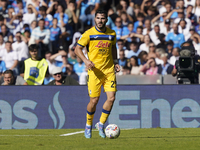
[90,97,99,106]
[108,95,115,103]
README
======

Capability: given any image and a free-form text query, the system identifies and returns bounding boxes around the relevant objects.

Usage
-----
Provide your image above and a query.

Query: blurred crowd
[0,0,199,85]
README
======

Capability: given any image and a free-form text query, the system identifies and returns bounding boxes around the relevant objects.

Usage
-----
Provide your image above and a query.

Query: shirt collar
[95,26,106,33]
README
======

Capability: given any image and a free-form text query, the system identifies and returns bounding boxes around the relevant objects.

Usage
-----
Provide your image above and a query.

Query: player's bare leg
[85,97,99,138]
[96,91,116,138]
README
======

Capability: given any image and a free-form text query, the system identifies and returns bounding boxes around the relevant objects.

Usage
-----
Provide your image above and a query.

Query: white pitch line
[60,131,85,136]
[0,135,55,136]
[59,128,135,136]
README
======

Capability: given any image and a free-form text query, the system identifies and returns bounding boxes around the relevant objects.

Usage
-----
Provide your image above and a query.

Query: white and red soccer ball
[105,124,120,139]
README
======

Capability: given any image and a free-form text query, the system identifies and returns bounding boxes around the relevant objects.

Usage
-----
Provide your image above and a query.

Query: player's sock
[86,111,95,126]
[99,109,110,124]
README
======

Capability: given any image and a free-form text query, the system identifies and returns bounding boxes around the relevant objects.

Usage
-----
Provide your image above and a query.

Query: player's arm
[112,44,120,72]
[75,44,95,70]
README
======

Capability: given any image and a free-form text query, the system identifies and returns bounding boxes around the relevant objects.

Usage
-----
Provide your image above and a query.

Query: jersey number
[111,81,116,88]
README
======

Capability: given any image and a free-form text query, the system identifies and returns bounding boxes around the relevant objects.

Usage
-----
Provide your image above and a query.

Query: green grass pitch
[0,128,200,150]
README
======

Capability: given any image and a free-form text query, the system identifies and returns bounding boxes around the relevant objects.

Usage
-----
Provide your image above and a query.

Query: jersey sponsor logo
[95,41,111,48]
[94,36,98,39]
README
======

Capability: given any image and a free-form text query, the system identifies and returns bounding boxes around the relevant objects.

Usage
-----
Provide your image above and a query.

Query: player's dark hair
[29,44,39,51]
[95,9,107,18]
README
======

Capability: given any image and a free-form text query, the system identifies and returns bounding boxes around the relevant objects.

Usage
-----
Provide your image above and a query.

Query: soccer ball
[105,124,120,139]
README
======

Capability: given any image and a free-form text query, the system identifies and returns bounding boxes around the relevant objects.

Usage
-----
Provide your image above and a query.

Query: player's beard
[95,21,106,30]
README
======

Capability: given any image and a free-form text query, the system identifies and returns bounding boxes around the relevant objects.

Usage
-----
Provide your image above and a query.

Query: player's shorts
[87,71,117,97]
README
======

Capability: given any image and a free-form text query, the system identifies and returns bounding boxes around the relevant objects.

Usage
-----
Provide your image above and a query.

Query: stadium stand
[0,0,199,85]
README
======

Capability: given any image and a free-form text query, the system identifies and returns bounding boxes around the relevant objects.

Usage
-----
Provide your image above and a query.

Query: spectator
[127,42,141,58]
[166,40,174,58]
[12,12,25,35]
[120,11,131,27]
[116,39,129,59]
[77,0,100,27]
[30,20,37,33]
[49,18,62,54]
[5,7,16,33]
[155,48,165,65]
[138,51,148,65]
[30,18,50,58]
[1,24,13,42]
[0,33,5,50]
[0,0,8,18]
[53,4,69,33]
[178,19,191,40]
[160,19,171,36]
[147,42,157,59]
[49,48,68,73]
[141,57,158,75]
[21,44,48,85]
[68,46,77,65]
[46,0,59,17]
[23,29,31,45]
[127,56,143,75]
[0,15,5,32]
[166,23,185,48]
[186,5,196,26]
[47,66,79,85]
[139,34,151,53]
[149,25,161,45]
[145,6,158,21]
[157,53,173,75]
[64,0,79,30]
[65,63,79,82]
[195,17,200,35]
[37,6,53,29]
[193,0,200,18]
[120,22,134,45]
[174,8,192,30]
[184,0,196,7]
[143,19,151,35]
[45,51,57,75]
[118,49,128,68]
[156,33,167,50]
[0,41,18,75]
[0,60,6,76]
[1,69,28,85]
[23,4,38,25]
[112,17,123,40]
[14,0,26,14]
[12,31,29,61]
[73,56,86,78]
[133,12,145,33]
[169,47,180,65]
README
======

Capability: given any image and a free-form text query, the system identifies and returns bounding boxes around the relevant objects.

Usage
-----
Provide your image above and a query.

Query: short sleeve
[77,32,90,47]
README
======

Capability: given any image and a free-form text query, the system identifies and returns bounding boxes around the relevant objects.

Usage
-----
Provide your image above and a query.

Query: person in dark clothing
[48,66,79,85]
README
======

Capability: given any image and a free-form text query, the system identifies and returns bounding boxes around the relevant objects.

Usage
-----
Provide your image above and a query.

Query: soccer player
[75,9,120,139]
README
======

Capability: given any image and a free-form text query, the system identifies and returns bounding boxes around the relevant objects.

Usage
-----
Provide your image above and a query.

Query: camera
[175,41,200,84]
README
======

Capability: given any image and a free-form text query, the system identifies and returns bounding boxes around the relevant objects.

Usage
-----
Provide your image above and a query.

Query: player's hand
[85,60,95,70]
[115,64,120,72]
